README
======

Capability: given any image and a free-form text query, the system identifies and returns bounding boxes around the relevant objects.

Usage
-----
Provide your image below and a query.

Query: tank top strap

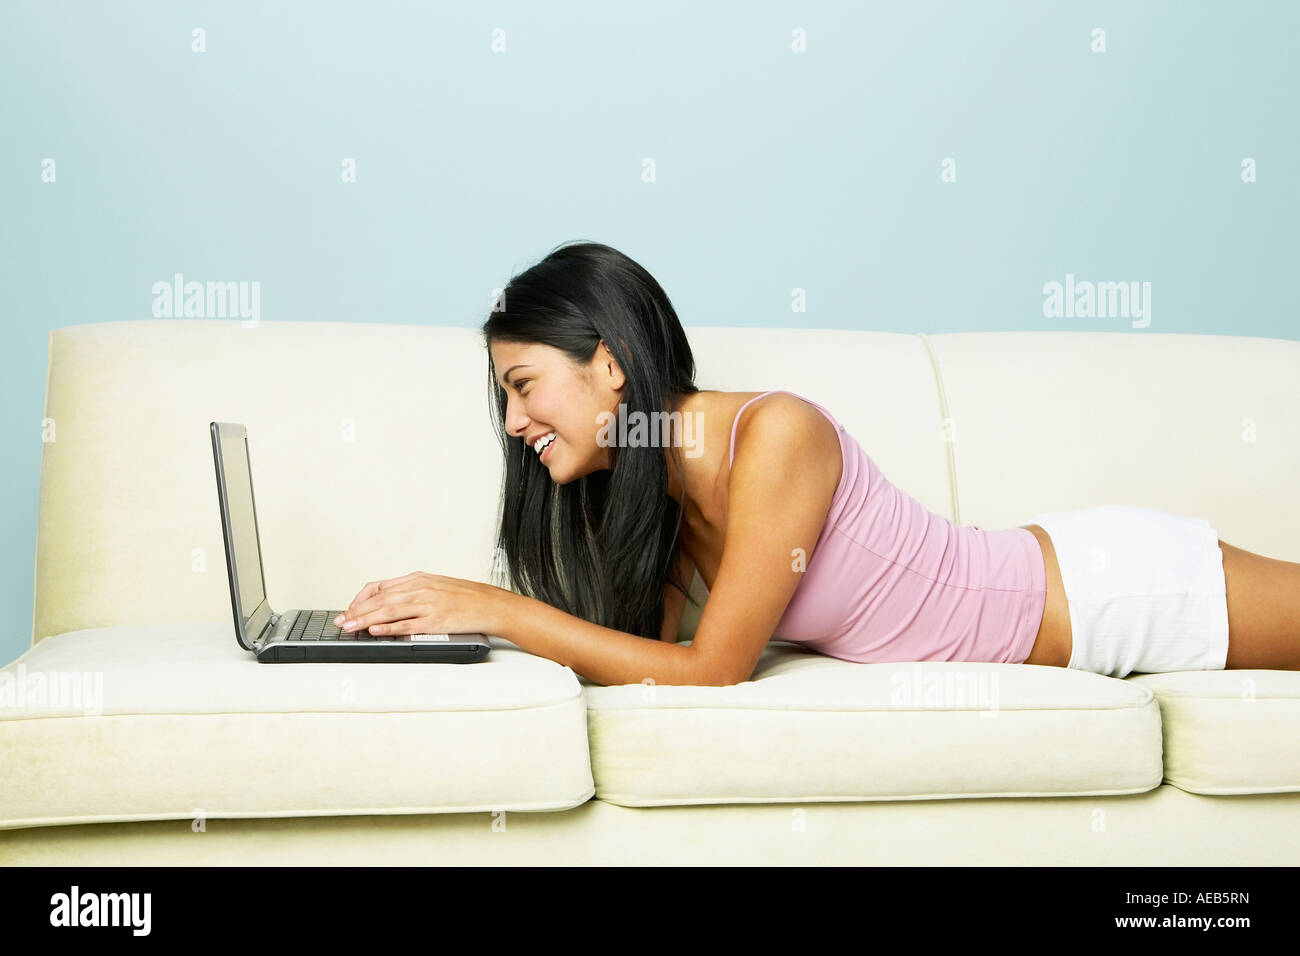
[729,389,825,466]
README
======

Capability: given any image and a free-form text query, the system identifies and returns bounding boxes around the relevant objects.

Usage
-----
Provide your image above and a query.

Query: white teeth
[533,432,556,454]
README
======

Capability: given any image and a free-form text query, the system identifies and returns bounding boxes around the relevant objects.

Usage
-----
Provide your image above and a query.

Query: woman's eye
[515,380,530,393]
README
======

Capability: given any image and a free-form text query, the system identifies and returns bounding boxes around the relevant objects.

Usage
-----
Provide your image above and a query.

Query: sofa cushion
[0,622,594,830]
[1127,670,1300,794]
[582,640,1165,806]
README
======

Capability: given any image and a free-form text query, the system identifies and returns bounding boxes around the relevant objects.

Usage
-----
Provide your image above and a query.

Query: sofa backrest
[33,321,1299,647]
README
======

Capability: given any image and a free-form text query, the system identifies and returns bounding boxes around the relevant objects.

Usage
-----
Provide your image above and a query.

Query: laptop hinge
[261,611,294,647]
[253,613,275,650]
[251,616,270,650]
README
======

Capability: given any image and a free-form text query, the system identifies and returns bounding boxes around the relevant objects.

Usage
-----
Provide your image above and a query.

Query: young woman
[336,242,1300,685]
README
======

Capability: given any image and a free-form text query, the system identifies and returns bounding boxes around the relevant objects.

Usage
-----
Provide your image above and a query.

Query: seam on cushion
[0,792,601,830]
[0,694,587,722]
[917,333,961,526]
[0,701,1159,720]
[1139,686,1298,700]
[595,785,1164,805]
[588,700,1156,713]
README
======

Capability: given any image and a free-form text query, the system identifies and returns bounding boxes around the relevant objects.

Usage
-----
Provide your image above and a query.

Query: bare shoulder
[731,392,842,489]
[686,393,843,684]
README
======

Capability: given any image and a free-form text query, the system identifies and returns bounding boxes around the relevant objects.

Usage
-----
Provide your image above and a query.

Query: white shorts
[1027,505,1230,679]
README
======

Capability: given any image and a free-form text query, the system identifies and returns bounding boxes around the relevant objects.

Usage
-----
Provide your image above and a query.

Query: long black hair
[481,240,701,641]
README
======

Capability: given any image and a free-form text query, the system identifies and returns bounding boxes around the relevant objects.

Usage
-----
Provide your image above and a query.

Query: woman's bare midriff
[1018,524,1074,667]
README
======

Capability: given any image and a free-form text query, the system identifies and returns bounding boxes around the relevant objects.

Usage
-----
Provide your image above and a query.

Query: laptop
[210,422,491,663]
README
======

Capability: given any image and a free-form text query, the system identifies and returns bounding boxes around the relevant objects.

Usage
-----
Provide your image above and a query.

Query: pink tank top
[727,390,1047,664]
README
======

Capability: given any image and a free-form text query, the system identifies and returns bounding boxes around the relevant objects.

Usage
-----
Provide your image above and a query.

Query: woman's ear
[596,339,627,390]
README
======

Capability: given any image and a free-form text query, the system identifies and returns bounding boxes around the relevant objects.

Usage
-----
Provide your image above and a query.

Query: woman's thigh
[1220,540,1300,670]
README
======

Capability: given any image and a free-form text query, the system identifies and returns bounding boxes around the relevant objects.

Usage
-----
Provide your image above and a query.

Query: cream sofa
[2,320,1297,866]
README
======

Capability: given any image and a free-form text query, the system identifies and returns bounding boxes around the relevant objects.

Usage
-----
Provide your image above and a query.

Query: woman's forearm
[489,588,720,687]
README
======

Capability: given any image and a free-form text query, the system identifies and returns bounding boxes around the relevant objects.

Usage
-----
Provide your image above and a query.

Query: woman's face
[490,339,626,483]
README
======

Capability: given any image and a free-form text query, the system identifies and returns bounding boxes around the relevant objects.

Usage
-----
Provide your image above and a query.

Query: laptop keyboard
[285,610,375,641]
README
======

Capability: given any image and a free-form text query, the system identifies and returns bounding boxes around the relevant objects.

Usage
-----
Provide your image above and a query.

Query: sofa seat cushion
[583,641,1163,807]
[1126,670,1300,794]
[0,622,594,830]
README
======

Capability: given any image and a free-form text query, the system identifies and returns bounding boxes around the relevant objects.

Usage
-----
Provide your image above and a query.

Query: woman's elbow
[692,646,748,686]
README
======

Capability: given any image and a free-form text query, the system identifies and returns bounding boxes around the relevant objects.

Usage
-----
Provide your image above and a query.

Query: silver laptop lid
[210,422,277,652]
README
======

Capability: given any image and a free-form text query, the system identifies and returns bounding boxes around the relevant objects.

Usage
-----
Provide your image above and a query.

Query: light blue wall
[3,1,1296,665]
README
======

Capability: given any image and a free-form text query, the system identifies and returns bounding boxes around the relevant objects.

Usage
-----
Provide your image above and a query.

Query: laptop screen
[215,428,268,625]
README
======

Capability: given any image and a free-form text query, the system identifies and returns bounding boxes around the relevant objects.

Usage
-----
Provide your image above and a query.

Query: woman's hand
[335,571,507,637]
